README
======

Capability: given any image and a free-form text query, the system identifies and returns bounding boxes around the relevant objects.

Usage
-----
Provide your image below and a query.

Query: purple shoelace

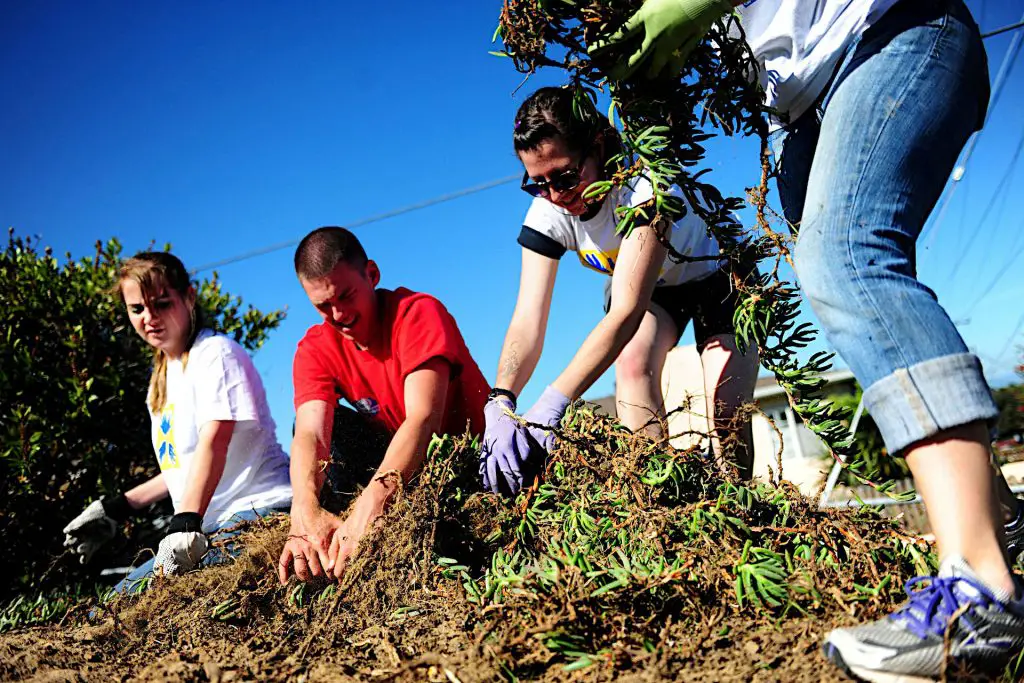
[890,573,1000,639]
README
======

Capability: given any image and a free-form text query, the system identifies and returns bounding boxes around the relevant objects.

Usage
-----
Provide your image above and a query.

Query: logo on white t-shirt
[354,397,380,416]
[580,248,618,275]
[156,404,179,470]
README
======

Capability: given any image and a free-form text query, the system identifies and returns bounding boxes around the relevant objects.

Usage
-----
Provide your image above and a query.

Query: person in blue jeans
[61,252,292,596]
[596,0,1024,679]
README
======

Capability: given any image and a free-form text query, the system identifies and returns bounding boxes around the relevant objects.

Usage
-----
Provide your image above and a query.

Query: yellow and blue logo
[578,248,618,275]
[579,247,669,285]
[156,405,179,470]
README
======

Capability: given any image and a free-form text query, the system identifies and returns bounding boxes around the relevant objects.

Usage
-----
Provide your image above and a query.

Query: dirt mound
[0,409,1006,682]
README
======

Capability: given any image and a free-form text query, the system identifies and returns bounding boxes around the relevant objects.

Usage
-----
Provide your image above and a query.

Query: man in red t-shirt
[278,226,489,584]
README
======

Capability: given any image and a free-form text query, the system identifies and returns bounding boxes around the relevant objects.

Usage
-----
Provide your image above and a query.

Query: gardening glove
[63,494,132,564]
[479,395,533,497]
[153,512,209,576]
[589,0,733,80]
[522,385,572,453]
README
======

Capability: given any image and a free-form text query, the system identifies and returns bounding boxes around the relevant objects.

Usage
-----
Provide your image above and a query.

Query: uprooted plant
[496,0,907,494]
[440,407,936,677]
[2,424,954,681]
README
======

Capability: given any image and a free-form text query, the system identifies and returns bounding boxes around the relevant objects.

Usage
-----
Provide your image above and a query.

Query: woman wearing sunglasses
[479,86,758,497]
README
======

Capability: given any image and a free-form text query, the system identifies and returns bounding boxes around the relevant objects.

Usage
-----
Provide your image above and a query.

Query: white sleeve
[189,336,262,427]
[522,197,577,252]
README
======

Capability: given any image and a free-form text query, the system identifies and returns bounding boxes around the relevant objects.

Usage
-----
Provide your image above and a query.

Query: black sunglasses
[521,148,591,198]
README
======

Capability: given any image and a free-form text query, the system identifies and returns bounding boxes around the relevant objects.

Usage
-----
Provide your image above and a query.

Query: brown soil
[0,417,1008,683]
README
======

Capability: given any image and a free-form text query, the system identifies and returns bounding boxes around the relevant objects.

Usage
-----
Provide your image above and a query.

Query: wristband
[488,388,518,410]
[101,493,134,522]
[167,512,204,534]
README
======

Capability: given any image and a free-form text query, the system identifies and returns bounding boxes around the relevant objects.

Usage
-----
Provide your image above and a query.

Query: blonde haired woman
[62,252,291,592]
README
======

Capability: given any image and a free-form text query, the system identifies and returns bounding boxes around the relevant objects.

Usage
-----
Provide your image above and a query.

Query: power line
[921,8,1024,247]
[190,18,1024,278]
[963,239,1024,313]
[960,148,1024,312]
[984,20,1024,40]
[190,174,521,274]
[997,309,1024,362]
[946,121,1024,285]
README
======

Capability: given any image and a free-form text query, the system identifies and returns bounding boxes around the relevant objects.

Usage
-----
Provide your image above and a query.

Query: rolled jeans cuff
[862,352,997,455]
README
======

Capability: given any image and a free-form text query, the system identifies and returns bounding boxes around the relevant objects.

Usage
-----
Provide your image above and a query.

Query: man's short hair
[294,226,369,281]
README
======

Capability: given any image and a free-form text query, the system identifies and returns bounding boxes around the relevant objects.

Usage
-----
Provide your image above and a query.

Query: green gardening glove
[589,0,733,80]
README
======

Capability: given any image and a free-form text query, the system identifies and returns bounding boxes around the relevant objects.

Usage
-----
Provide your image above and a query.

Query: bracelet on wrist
[101,493,134,523]
[488,387,518,409]
[167,512,204,534]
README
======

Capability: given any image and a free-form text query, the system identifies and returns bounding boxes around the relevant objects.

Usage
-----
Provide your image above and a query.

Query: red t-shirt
[293,287,489,436]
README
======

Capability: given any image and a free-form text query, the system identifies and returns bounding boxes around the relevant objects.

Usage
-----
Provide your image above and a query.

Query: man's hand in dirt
[278,504,345,584]
[327,484,390,580]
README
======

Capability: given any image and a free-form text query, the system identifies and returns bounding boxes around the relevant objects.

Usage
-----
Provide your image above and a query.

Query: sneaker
[822,556,1024,682]
[1004,500,1024,566]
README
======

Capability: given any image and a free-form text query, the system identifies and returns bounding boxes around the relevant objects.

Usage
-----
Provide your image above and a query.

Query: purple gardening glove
[479,395,533,496]
[522,385,571,453]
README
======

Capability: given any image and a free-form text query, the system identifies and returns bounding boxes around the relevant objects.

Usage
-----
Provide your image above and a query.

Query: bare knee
[616,345,660,389]
[701,335,757,414]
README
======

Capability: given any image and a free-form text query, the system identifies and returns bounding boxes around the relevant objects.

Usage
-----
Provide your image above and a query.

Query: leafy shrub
[0,229,284,599]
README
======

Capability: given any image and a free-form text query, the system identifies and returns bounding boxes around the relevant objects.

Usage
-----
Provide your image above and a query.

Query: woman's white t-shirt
[519,176,722,287]
[736,0,899,127]
[150,330,292,533]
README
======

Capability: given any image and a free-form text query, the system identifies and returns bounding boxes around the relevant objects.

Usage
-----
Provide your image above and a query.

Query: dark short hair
[513,86,622,167]
[293,226,369,281]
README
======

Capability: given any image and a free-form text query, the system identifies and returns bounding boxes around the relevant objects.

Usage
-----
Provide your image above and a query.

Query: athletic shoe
[822,556,1024,682]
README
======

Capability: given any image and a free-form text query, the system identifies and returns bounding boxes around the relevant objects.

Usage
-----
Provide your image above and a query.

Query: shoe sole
[822,642,936,683]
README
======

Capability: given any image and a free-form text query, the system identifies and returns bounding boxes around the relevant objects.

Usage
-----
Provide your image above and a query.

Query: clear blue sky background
[3,1,1024,452]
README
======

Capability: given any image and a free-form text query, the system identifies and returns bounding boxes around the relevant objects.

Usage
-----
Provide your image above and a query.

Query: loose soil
[0,411,1007,682]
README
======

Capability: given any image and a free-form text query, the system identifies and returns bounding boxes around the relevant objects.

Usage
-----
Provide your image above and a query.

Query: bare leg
[905,421,1015,595]
[700,333,759,480]
[614,304,680,439]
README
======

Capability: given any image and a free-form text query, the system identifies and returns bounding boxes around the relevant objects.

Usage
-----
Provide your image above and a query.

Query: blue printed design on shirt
[155,405,179,470]
[579,249,618,275]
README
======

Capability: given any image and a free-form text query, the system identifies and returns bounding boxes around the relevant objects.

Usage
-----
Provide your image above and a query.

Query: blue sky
[3,1,1024,451]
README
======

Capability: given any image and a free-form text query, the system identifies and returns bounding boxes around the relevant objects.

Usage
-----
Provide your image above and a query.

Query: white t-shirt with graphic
[151,330,292,533]
[736,0,899,127]
[519,176,722,287]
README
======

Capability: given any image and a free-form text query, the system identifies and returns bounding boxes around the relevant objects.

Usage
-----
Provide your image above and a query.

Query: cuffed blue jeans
[770,0,995,454]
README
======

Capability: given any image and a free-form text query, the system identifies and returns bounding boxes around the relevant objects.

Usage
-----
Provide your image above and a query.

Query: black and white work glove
[63,494,133,564]
[153,512,210,576]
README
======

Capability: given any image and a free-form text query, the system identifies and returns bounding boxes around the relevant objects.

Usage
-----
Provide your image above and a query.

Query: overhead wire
[191,13,1024,277]
[190,174,521,274]
[920,8,1024,249]
[961,149,1024,313]
[946,120,1024,285]
[983,20,1024,40]
[997,309,1024,362]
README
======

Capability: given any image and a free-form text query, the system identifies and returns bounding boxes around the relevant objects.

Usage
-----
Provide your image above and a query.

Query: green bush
[0,229,285,599]
[994,381,1024,440]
